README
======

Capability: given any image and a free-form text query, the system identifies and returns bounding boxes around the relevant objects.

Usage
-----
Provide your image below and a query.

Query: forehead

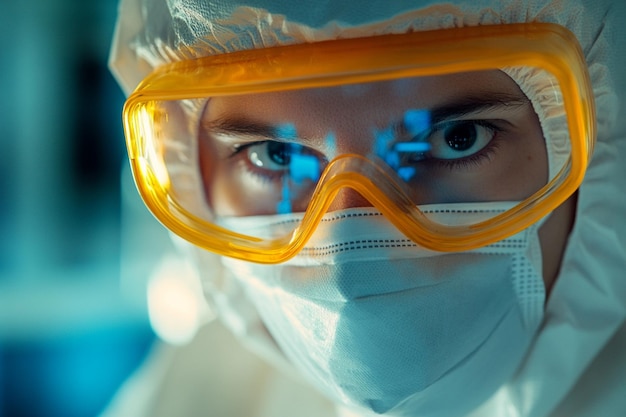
[204,70,528,133]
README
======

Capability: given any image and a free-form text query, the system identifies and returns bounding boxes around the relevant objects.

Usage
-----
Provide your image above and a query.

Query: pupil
[268,142,291,166]
[445,123,476,151]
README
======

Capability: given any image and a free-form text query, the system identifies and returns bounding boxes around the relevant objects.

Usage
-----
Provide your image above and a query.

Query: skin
[197,70,574,293]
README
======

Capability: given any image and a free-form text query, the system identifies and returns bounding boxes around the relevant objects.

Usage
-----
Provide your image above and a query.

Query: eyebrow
[202,91,530,142]
[428,91,530,124]
[202,117,283,141]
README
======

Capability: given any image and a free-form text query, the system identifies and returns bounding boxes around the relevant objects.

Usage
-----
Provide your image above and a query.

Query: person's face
[198,70,575,292]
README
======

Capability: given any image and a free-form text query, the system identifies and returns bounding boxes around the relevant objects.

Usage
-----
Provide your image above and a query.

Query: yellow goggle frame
[123,23,595,264]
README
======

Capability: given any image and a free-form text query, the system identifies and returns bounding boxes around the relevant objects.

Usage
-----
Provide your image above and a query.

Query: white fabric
[99,320,337,417]
[501,67,569,181]
[108,1,626,416]
[219,206,545,416]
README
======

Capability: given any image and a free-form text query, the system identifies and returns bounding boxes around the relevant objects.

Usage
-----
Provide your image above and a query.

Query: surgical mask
[219,203,546,416]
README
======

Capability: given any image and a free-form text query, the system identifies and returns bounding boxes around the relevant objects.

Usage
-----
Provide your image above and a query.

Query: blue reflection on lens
[275,123,298,139]
[275,109,432,213]
[371,109,432,182]
[275,138,323,214]
[277,178,293,214]
[404,109,431,136]
[290,153,321,183]
[374,127,394,159]
[393,142,431,153]
[325,132,337,155]
[374,127,401,170]
[397,166,417,181]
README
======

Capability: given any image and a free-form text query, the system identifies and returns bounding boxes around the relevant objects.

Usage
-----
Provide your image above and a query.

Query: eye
[445,123,477,151]
[241,141,326,183]
[248,141,295,171]
[428,121,496,160]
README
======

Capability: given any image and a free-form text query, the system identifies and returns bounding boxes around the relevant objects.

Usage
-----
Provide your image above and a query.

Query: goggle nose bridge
[307,154,421,219]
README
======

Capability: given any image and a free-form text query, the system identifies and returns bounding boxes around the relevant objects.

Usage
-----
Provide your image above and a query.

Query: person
[105,0,626,416]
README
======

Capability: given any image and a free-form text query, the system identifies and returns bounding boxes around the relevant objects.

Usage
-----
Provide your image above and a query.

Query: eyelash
[436,140,501,170]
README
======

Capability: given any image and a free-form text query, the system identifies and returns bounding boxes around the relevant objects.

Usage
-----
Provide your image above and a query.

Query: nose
[328,188,373,211]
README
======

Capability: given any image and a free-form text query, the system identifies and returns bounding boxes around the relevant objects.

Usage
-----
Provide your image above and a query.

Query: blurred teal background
[0,1,172,416]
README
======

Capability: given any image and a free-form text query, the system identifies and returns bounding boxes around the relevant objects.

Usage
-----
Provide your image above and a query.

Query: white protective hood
[110,1,626,416]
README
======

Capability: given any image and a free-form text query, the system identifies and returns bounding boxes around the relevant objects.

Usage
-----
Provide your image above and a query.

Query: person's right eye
[231,140,326,184]
[246,141,294,171]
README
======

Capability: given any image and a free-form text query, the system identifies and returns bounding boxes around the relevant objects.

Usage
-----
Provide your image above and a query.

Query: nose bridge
[328,187,373,211]
[333,132,373,156]
[319,117,376,158]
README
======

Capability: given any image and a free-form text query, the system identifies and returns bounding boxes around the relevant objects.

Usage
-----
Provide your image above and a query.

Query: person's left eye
[427,121,496,160]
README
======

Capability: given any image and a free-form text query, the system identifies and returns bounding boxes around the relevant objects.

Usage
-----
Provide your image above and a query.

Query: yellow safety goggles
[123,23,595,263]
